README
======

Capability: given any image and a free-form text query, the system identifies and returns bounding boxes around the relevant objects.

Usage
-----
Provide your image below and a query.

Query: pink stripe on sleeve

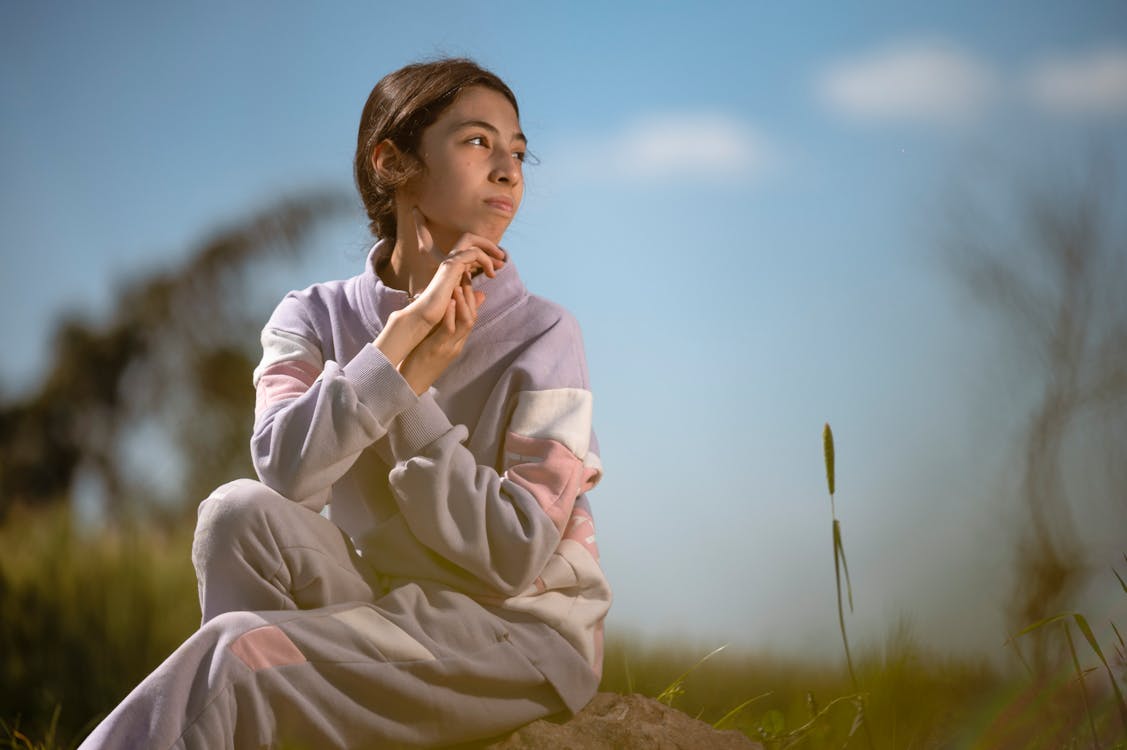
[503,432,584,534]
[562,498,600,561]
[254,360,321,416]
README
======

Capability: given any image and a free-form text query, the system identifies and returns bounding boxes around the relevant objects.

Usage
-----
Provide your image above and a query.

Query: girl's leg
[191,479,380,622]
[77,590,571,750]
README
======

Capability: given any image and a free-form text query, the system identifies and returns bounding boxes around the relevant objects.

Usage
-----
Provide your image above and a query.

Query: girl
[79,58,610,749]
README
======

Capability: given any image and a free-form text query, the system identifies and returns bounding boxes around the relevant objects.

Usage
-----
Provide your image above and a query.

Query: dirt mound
[474,692,763,749]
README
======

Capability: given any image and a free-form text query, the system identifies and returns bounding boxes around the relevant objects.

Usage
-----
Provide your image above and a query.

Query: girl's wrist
[373,310,432,366]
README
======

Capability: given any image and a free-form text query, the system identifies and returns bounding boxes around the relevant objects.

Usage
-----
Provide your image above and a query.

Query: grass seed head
[823,422,835,496]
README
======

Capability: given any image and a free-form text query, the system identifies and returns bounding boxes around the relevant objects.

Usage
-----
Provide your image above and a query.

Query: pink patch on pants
[229,625,306,671]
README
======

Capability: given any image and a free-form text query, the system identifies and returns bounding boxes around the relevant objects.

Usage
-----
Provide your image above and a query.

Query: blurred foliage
[0,189,351,522]
[0,188,352,748]
[0,505,198,748]
[946,157,1127,670]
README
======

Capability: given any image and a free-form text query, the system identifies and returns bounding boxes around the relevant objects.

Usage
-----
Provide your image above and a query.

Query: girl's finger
[448,247,498,276]
[453,284,472,329]
[438,247,501,283]
[452,232,506,261]
[415,248,503,320]
[465,281,478,319]
[465,247,504,277]
[443,297,456,333]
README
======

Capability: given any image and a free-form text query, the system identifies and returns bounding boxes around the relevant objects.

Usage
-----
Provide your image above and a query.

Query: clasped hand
[373,209,506,395]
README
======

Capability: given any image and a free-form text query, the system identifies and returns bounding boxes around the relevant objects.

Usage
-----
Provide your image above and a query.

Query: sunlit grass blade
[712,691,772,730]
[846,696,866,739]
[772,693,865,747]
[1007,612,1072,640]
[655,645,727,706]
[1063,622,1099,749]
[1010,610,1127,741]
[834,520,854,612]
[1,711,58,750]
[1072,613,1127,735]
[1073,613,1108,666]
[1111,620,1125,652]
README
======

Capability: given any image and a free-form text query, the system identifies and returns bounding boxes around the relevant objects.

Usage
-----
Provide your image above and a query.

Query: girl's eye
[513,151,527,163]
[468,136,487,147]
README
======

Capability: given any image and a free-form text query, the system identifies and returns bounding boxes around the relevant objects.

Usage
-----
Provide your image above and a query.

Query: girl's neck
[378,241,436,299]
[378,219,456,298]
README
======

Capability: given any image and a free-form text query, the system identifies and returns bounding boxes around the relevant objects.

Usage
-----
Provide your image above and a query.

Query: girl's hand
[372,208,504,367]
[399,280,484,395]
[407,207,505,328]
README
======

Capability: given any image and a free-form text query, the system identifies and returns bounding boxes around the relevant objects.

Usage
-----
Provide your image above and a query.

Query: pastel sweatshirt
[249,241,611,707]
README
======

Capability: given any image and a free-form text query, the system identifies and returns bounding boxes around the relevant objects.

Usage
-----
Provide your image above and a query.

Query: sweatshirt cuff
[387,391,454,459]
[343,344,418,425]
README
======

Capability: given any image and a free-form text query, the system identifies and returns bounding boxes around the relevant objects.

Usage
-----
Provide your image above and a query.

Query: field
[1,504,1124,749]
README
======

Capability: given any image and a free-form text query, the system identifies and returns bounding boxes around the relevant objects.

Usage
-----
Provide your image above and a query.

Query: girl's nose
[492,153,521,184]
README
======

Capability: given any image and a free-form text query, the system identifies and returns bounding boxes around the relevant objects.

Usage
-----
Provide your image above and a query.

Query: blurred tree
[946,154,1127,670]
[0,189,352,521]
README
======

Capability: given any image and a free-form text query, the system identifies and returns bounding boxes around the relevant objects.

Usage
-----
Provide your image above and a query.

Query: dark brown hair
[354,58,520,240]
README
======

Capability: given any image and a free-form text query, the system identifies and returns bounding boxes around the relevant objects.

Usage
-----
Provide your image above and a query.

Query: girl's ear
[371,139,401,179]
[372,140,423,192]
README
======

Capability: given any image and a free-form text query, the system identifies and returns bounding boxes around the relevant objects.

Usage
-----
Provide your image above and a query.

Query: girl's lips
[484,197,514,214]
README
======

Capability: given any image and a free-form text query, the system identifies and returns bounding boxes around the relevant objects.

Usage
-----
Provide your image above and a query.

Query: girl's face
[406,86,526,247]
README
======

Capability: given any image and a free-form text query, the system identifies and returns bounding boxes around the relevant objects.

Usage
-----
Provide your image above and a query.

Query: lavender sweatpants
[76,479,567,749]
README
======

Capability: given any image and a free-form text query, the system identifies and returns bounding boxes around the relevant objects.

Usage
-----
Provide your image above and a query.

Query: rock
[468,692,763,749]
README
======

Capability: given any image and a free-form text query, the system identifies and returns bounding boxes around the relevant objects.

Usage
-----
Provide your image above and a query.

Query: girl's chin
[462,222,509,246]
[425,213,511,247]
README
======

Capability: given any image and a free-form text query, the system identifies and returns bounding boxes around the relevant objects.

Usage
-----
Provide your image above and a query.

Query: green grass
[602,627,1126,748]
[2,504,1125,749]
[0,505,199,750]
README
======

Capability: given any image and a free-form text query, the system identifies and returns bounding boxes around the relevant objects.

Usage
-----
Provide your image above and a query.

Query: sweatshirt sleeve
[383,316,603,596]
[249,295,419,511]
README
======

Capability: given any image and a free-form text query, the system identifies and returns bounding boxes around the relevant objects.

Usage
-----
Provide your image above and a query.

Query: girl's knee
[193,479,282,565]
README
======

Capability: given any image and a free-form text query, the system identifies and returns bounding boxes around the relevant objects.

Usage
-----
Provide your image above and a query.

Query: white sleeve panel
[253,328,325,386]
[508,388,593,459]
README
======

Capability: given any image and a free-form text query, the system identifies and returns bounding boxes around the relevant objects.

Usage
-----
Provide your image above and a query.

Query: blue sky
[3,1,1126,660]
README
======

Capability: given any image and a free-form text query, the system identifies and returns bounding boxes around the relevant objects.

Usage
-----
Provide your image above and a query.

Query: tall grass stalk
[774,693,864,749]
[1062,621,1100,749]
[1,705,59,750]
[711,691,772,731]
[656,644,727,706]
[823,423,874,749]
[1007,559,1127,739]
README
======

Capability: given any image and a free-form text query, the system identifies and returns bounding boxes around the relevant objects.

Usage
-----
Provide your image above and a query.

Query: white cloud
[1026,47,1127,116]
[553,113,773,183]
[614,114,769,180]
[818,39,997,125]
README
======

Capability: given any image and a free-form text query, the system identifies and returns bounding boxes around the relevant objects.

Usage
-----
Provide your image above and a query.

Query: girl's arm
[250,243,504,510]
[383,313,604,596]
[250,318,419,511]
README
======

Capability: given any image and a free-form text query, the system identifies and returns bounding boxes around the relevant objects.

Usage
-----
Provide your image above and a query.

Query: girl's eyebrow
[454,119,527,145]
